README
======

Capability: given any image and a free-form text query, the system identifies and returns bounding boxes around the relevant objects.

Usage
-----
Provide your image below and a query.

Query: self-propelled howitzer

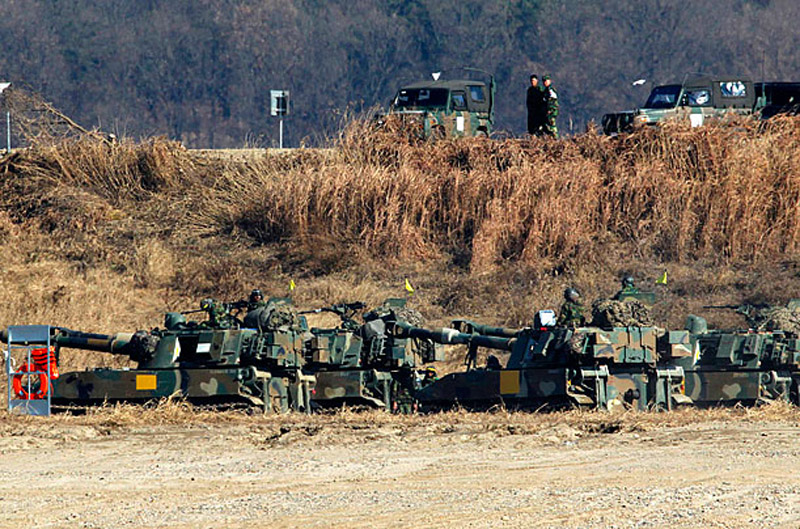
[302,299,444,409]
[2,304,314,412]
[409,317,692,411]
[669,314,800,406]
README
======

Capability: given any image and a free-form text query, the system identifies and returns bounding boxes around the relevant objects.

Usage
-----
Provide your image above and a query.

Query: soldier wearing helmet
[247,288,267,313]
[614,276,639,300]
[420,366,439,388]
[249,289,263,303]
[557,287,585,327]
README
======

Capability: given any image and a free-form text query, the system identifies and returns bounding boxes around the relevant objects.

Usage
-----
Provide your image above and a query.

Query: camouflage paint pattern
[50,366,313,413]
[631,77,755,129]
[313,369,393,409]
[386,78,494,139]
[668,318,800,406]
[416,367,573,410]
[417,323,691,411]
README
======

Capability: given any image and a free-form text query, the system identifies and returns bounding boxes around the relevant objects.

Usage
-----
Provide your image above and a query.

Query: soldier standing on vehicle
[557,287,585,327]
[248,289,267,310]
[420,366,439,388]
[200,298,232,329]
[526,75,546,135]
[542,75,559,138]
[613,276,639,300]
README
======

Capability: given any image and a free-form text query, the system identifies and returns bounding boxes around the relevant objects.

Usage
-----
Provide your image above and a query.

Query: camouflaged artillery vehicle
[399,311,692,411]
[302,298,444,410]
[2,297,315,412]
[384,70,495,138]
[669,301,800,406]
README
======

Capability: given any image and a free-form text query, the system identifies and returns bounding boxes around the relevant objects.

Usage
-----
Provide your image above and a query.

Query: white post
[0,83,10,153]
[279,118,284,149]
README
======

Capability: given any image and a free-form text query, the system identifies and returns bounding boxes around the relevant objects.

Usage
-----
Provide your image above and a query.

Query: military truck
[602,76,800,134]
[384,74,495,138]
[757,82,800,119]
[602,75,756,134]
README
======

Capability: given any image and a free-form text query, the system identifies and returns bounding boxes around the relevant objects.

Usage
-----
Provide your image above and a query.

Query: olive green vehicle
[301,298,443,410]
[407,314,692,411]
[9,293,800,414]
[386,74,495,138]
[669,303,800,406]
[602,75,755,134]
[3,297,442,413]
[3,298,314,412]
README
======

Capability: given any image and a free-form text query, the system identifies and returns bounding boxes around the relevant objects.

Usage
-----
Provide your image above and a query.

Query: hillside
[1,118,800,370]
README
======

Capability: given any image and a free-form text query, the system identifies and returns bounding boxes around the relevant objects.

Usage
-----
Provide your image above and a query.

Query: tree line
[0,0,797,147]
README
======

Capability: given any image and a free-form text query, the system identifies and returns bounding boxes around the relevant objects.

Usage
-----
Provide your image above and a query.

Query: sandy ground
[1,413,799,529]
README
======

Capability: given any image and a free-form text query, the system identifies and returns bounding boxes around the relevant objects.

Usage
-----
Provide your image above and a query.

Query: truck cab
[602,75,755,134]
[387,78,494,138]
[632,76,754,128]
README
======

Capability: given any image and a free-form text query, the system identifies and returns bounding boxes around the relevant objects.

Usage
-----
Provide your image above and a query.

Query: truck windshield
[643,85,681,109]
[394,88,449,109]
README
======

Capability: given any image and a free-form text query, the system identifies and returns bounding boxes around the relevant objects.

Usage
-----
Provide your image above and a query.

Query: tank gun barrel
[391,321,515,351]
[50,328,138,355]
[2,326,155,363]
[450,319,520,338]
[703,303,770,311]
[702,304,751,311]
[702,303,771,319]
[299,301,366,316]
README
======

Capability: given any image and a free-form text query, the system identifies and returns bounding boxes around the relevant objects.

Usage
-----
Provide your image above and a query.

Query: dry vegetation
[2,117,800,374]
[2,397,799,439]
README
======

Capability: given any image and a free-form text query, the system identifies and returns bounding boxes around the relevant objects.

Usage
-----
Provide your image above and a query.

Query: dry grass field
[3,119,800,526]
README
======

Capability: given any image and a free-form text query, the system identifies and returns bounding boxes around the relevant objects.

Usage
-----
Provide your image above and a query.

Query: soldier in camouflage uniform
[420,366,439,388]
[200,298,232,329]
[542,75,559,138]
[392,377,416,414]
[557,287,585,327]
[613,276,639,300]
[247,289,267,312]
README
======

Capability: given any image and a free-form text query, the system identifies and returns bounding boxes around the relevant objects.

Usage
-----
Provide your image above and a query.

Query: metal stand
[5,325,52,416]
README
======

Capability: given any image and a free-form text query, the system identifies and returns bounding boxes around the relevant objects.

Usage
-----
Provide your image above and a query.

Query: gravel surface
[1,420,799,528]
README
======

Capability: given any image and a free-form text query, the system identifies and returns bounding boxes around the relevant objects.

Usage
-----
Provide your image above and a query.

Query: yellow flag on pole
[655,270,667,285]
[404,278,415,295]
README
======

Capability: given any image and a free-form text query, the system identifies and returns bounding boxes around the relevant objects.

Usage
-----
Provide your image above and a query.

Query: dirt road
[0,411,798,528]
